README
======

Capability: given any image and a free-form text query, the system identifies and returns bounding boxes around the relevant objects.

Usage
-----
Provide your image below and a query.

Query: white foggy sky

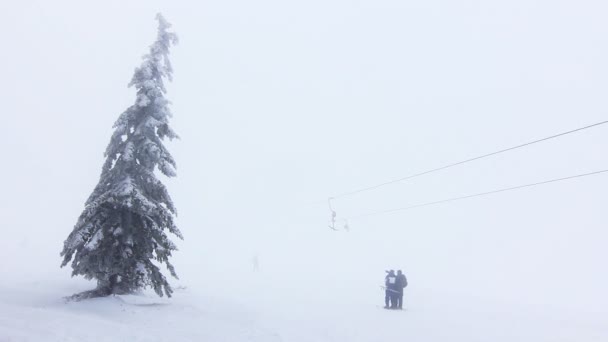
[1,0,607,311]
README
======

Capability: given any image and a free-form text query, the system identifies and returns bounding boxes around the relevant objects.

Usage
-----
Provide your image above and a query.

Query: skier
[396,270,408,309]
[384,270,398,309]
[252,254,260,272]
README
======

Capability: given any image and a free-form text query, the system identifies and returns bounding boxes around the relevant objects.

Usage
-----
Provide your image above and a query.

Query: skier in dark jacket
[395,270,407,309]
[384,270,398,308]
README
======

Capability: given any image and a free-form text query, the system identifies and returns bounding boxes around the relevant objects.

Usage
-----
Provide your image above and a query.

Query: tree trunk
[109,274,119,294]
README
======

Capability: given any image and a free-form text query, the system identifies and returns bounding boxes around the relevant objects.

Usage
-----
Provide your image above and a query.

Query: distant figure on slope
[384,270,398,309]
[395,270,408,309]
[252,254,260,272]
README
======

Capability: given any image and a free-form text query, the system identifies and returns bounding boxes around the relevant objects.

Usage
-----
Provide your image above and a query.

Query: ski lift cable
[331,119,608,200]
[351,168,608,219]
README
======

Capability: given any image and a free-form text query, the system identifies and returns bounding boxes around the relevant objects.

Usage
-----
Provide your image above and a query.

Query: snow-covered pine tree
[61,14,181,299]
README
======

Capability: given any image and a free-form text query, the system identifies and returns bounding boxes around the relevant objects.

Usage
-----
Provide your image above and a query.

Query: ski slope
[1,274,606,342]
[2,219,607,342]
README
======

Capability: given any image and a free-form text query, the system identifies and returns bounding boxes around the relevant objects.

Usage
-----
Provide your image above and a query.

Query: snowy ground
[2,217,608,341]
[2,268,607,342]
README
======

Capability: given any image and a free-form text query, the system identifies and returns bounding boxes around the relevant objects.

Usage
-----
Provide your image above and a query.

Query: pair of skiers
[384,270,407,309]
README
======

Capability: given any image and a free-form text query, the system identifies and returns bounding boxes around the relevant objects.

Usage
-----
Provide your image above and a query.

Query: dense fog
[1,1,607,340]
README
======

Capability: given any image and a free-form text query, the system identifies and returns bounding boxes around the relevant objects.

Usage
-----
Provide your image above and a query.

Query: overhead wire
[352,169,608,219]
[331,120,608,199]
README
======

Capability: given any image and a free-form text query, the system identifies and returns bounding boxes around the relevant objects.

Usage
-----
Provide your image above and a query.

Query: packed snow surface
[2,221,607,342]
[1,277,607,342]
